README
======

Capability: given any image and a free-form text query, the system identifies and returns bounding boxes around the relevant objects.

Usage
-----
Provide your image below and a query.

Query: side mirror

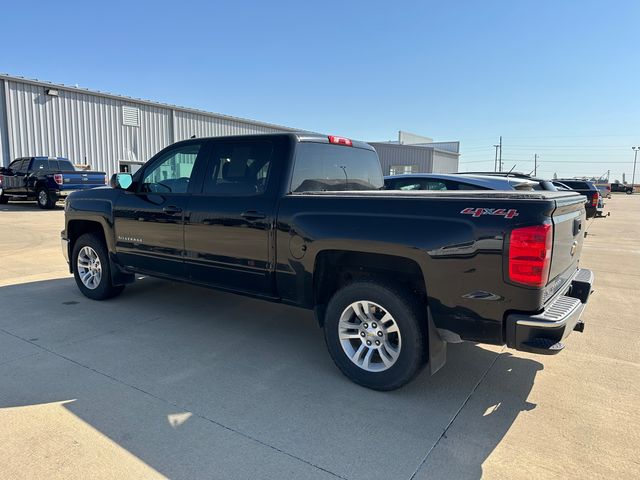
[110,173,133,190]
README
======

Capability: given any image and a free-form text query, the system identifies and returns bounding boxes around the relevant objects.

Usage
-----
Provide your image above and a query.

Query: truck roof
[171,132,376,152]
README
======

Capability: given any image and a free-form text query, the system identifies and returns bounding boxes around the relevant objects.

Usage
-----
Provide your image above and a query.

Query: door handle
[163,205,183,215]
[241,210,266,221]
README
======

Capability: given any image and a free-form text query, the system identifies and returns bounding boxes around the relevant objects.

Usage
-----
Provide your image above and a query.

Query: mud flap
[109,253,136,286]
[427,306,447,374]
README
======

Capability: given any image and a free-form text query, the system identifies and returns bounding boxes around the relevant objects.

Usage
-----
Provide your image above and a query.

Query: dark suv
[556,179,599,218]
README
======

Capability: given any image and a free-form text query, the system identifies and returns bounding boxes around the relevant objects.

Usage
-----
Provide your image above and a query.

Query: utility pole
[632,147,639,191]
[493,144,500,172]
[498,136,503,172]
[534,154,538,176]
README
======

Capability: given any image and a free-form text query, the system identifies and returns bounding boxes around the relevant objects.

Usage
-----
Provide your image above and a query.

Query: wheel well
[313,250,427,325]
[68,220,107,261]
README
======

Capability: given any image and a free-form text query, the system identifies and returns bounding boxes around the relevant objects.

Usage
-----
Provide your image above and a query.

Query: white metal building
[0,74,295,177]
[0,74,460,178]
[369,131,460,176]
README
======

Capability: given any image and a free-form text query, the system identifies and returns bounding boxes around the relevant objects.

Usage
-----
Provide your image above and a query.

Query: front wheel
[323,281,426,390]
[36,187,57,209]
[72,233,125,300]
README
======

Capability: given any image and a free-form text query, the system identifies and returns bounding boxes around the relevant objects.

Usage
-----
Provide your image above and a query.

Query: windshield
[291,143,384,192]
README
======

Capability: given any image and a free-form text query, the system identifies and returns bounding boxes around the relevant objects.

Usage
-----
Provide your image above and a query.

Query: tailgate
[61,171,106,188]
[548,194,586,287]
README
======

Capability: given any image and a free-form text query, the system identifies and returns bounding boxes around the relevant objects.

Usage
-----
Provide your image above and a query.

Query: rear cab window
[290,143,383,192]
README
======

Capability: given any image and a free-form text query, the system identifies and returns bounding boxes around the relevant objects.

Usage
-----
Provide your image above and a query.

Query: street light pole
[632,147,639,193]
[493,144,499,172]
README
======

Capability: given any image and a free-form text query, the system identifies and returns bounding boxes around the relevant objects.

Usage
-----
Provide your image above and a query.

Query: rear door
[113,141,206,278]
[184,137,286,296]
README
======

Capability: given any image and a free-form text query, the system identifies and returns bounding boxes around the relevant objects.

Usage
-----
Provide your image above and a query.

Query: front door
[113,141,205,278]
[3,159,28,194]
[184,138,280,295]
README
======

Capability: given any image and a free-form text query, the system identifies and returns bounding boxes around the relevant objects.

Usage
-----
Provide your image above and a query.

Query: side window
[389,179,447,191]
[8,160,23,172]
[396,181,423,191]
[12,160,28,173]
[423,181,447,191]
[32,159,49,170]
[141,144,201,194]
[450,181,489,190]
[202,141,273,196]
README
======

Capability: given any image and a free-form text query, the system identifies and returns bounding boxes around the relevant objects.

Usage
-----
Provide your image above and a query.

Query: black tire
[323,281,427,391]
[0,190,7,204]
[72,233,125,300]
[36,187,57,209]
[626,189,633,195]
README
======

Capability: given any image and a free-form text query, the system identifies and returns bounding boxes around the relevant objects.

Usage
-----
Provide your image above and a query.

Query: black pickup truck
[555,179,600,219]
[0,156,105,208]
[61,133,593,390]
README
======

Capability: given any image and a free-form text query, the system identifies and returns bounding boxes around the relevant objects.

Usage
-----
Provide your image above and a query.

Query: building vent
[122,106,140,127]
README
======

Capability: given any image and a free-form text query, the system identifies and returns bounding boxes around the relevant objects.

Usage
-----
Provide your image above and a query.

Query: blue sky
[3,0,640,180]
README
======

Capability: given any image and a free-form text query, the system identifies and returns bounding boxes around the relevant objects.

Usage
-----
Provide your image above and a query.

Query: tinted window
[53,160,75,171]
[452,181,490,190]
[202,141,273,196]
[388,178,447,191]
[9,159,25,172]
[291,144,383,192]
[561,181,588,189]
[141,143,201,193]
[32,159,49,170]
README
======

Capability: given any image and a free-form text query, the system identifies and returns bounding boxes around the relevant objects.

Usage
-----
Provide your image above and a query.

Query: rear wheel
[36,187,56,209]
[72,233,125,300]
[323,281,426,390]
[0,188,7,204]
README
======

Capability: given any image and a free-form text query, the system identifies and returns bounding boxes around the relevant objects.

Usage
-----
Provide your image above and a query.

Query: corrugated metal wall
[370,143,433,175]
[1,77,291,177]
[173,110,284,141]
[431,150,459,173]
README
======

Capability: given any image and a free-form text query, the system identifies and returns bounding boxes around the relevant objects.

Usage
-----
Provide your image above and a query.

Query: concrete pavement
[0,196,638,479]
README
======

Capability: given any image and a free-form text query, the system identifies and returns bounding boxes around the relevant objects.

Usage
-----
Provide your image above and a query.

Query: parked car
[0,157,106,208]
[385,172,557,192]
[555,181,608,218]
[61,133,593,390]
[555,179,600,219]
[611,182,634,194]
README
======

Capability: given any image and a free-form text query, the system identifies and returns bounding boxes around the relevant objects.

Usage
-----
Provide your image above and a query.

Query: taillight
[328,135,353,146]
[592,191,599,207]
[0,174,3,186]
[54,174,63,185]
[508,224,553,287]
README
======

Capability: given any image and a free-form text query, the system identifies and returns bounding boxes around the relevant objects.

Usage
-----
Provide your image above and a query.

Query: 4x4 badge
[460,207,519,219]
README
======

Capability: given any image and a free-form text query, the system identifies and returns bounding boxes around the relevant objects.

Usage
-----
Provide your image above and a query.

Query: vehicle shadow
[0,277,542,480]
[0,201,64,212]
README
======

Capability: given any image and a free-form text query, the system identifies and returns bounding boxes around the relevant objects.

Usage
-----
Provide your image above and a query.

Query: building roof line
[0,73,300,133]
[368,141,460,156]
